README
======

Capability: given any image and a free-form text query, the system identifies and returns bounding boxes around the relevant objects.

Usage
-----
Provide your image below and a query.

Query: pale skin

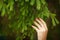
[32,18,48,40]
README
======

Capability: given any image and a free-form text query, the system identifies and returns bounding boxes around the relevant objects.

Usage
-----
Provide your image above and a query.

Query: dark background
[46,0,60,40]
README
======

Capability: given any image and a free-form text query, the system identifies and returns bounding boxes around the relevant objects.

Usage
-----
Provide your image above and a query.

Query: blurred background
[46,0,60,40]
[0,0,60,40]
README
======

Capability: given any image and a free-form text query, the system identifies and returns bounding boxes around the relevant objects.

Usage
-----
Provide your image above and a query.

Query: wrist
[37,32,47,40]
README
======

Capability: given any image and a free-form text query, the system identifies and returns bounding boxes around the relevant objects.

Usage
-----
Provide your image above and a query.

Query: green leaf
[15,0,18,1]
[10,5,13,11]
[1,8,5,16]
[41,0,46,4]
[20,7,24,12]
[43,7,50,18]
[36,0,41,10]
[54,18,59,24]
[9,1,14,11]
[25,0,29,2]
[16,36,20,40]
[18,22,21,28]
[30,34,33,40]
[20,1,24,6]
[22,9,25,16]
[38,13,44,19]
[8,15,11,19]
[51,14,56,18]
[4,0,7,1]
[50,13,57,26]
[21,22,25,33]
[30,0,35,6]
[24,26,27,30]
[0,2,3,10]
[7,3,10,9]
[43,12,50,18]
[52,18,56,26]
[21,27,25,33]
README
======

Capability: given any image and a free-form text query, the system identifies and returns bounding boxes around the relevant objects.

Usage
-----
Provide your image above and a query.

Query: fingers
[36,18,44,29]
[34,21,42,29]
[32,18,48,31]
[32,25,38,31]
[39,18,47,30]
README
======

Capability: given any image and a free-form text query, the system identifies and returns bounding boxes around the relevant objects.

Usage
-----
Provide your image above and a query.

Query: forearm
[37,31,48,40]
[37,34,47,40]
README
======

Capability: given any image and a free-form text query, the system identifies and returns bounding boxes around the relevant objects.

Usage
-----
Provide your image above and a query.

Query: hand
[32,18,48,40]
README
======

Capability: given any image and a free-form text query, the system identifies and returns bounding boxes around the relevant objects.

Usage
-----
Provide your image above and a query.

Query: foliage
[0,0,59,40]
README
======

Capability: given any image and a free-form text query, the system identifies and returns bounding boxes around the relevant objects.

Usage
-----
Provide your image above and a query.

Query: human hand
[32,18,48,40]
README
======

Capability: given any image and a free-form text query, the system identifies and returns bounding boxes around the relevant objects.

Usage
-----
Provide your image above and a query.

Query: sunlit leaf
[36,0,41,10]
[25,0,29,2]
[30,0,35,6]
[1,8,5,16]
[41,0,46,4]
[52,18,56,26]
[55,18,59,24]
